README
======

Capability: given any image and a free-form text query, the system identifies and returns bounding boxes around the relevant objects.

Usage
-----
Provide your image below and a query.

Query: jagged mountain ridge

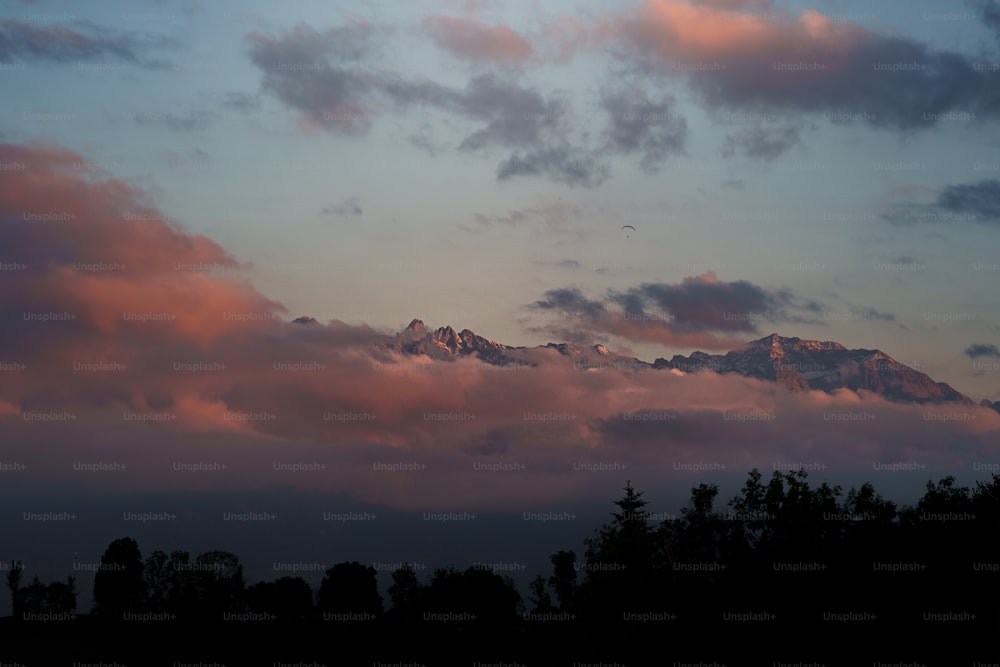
[364,318,639,370]
[397,318,522,366]
[654,333,972,405]
[297,317,980,406]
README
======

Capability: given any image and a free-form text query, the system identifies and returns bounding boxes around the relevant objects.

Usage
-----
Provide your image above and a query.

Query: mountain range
[293,316,994,409]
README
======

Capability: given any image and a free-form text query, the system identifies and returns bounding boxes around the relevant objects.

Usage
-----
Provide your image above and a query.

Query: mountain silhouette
[370,319,980,406]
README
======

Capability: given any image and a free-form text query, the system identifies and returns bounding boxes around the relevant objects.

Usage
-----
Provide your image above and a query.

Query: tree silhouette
[726,468,844,559]
[22,576,46,613]
[6,561,24,619]
[841,480,898,560]
[246,576,313,622]
[318,561,382,616]
[4,564,74,618]
[93,537,145,618]
[387,564,422,621]
[142,550,172,613]
[971,473,1000,556]
[672,482,728,562]
[159,550,201,618]
[191,550,246,619]
[578,481,671,629]
[547,550,577,612]
[422,566,521,631]
[527,575,552,612]
[44,577,76,613]
[844,481,897,524]
[584,481,660,570]
[663,480,737,611]
[727,468,769,552]
[41,468,1000,657]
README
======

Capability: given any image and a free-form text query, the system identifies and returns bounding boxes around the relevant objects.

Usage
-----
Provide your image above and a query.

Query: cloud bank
[1,141,996,511]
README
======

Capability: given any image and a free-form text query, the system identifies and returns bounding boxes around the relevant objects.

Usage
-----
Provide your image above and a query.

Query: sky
[2,0,1000,612]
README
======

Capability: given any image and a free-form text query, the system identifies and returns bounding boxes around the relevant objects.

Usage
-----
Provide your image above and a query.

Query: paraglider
[621,224,636,238]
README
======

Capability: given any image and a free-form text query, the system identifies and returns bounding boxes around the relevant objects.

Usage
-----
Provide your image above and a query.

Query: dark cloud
[379,74,570,151]
[608,289,646,318]
[967,0,1000,39]
[883,180,1000,226]
[320,197,363,217]
[612,274,822,333]
[600,88,687,172]
[716,37,997,130]
[246,25,567,147]
[254,21,377,64]
[938,180,1000,221]
[965,343,1000,358]
[246,7,999,152]
[0,19,171,64]
[496,147,611,187]
[453,75,567,151]
[721,124,803,161]
[526,273,825,348]
[606,4,1000,132]
[246,22,379,133]
[532,288,607,320]
[247,26,603,185]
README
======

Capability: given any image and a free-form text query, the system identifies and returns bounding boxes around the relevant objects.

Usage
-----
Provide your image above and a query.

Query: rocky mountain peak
[431,326,462,351]
[745,333,848,357]
[384,320,978,407]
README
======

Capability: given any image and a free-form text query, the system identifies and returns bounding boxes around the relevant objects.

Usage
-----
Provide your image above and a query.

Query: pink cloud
[689,0,773,9]
[540,1,989,131]
[2,139,997,510]
[0,141,286,349]
[423,14,534,63]
[3,345,997,509]
[607,0,865,66]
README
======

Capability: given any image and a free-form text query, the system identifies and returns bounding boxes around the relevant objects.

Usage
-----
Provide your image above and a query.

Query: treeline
[5,469,1000,655]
